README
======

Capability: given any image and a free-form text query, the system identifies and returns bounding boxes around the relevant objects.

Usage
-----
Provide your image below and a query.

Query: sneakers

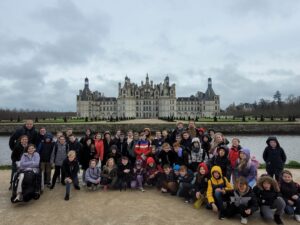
[139,187,145,192]
[218,212,225,220]
[241,217,248,224]
[13,193,22,203]
[274,214,284,225]
[295,214,300,222]
[64,194,69,201]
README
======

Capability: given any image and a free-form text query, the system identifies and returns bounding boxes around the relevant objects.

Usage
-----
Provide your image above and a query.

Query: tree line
[0,109,76,121]
[225,91,300,118]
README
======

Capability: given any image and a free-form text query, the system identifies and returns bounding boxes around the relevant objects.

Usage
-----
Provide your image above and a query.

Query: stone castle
[77,75,220,119]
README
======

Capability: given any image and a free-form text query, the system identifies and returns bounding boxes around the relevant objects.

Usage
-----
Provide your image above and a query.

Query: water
[0,135,299,165]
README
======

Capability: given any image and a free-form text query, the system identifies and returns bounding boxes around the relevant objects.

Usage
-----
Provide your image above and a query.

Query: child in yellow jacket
[207,165,233,220]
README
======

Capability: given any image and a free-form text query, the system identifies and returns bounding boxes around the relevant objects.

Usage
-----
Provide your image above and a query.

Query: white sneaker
[139,187,145,192]
[295,214,300,222]
[241,217,248,224]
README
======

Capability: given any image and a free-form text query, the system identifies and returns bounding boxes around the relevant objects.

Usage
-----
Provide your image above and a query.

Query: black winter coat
[62,158,80,179]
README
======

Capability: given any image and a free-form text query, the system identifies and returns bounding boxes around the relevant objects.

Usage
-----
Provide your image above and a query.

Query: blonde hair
[162,142,171,149]
[68,150,76,158]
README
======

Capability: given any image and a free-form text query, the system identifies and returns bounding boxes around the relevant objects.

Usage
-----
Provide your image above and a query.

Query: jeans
[285,198,300,215]
[66,176,79,195]
[260,197,286,219]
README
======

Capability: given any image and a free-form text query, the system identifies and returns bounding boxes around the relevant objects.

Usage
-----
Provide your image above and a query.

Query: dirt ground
[1,170,300,225]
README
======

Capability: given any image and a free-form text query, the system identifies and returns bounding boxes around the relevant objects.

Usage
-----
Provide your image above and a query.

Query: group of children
[9,120,298,225]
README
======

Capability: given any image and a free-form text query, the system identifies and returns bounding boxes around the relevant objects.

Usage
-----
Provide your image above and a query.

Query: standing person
[186,120,200,138]
[125,130,136,165]
[38,133,55,189]
[94,133,104,164]
[103,131,114,165]
[201,134,211,160]
[116,132,127,157]
[79,138,96,185]
[143,128,153,143]
[10,135,29,190]
[162,129,172,145]
[228,138,242,171]
[188,138,204,172]
[65,128,73,143]
[62,150,80,201]
[68,134,82,157]
[225,176,258,224]
[134,132,151,166]
[171,121,185,143]
[50,135,69,189]
[36,127,47,150]
[152,131,164,152]
[253,175,286,225]
[9,119,37,150]
[263,136,287,181]
[209,132,228,156]
[80,128,93,145]
[280,170,300,222]
[180,131,192,154]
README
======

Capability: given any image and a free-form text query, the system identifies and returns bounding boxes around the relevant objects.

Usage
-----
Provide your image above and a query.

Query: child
[228,137,242,170]
[253,175,286,225]
[233,148,257,187]
[158,164,178,195]
[107,145,122,164]
[13,144,40,202]
[131,159,146,192]
[201,134,211,160]
[79,138,96,186]
[101,158,118,191]
[50,135,69,189]
[134,132,151,166]
[158,143,177,167]
[188,138,204,172]
[207,165,233,220]
[173,142,186,165]
[177,165,194,202]
[117,156,132,191]
[191,162,209,208]
[263,137,287,181]
[209,132,228,156]
[94,133,104,163]
[280,170,300,222]
[145,157,162,187]
[209,145,231,181]
[62,150,80,201]
[226,176,258,224]
[38,133,54,190]
[85,159,101,191]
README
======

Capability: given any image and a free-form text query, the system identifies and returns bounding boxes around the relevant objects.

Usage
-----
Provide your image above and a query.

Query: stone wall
[0,123,300,135]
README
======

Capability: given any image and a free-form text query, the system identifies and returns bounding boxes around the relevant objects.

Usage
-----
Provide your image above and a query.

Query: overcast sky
[0,0,299,111]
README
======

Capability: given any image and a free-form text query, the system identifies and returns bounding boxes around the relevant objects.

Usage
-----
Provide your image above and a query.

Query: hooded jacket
[194,162,209,194]
[234,148,257,182]
[20,152,40,172]
[209,146,231,179]
[207,166,233,204]
[85,166,101,183]
[263,137,286,172]
[253,175,281,206]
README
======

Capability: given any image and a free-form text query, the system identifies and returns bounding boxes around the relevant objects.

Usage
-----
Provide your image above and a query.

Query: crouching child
[85,159,101,191]
[62,150,80,201]
[207,165,233,220]
[145,157,162,187]
[253,175,286,225]
[158,164,178,195]
[226,176,258,224]
[131,159,146,192]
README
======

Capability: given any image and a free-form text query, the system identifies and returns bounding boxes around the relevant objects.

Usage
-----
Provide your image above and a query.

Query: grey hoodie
[50,143,68,166]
